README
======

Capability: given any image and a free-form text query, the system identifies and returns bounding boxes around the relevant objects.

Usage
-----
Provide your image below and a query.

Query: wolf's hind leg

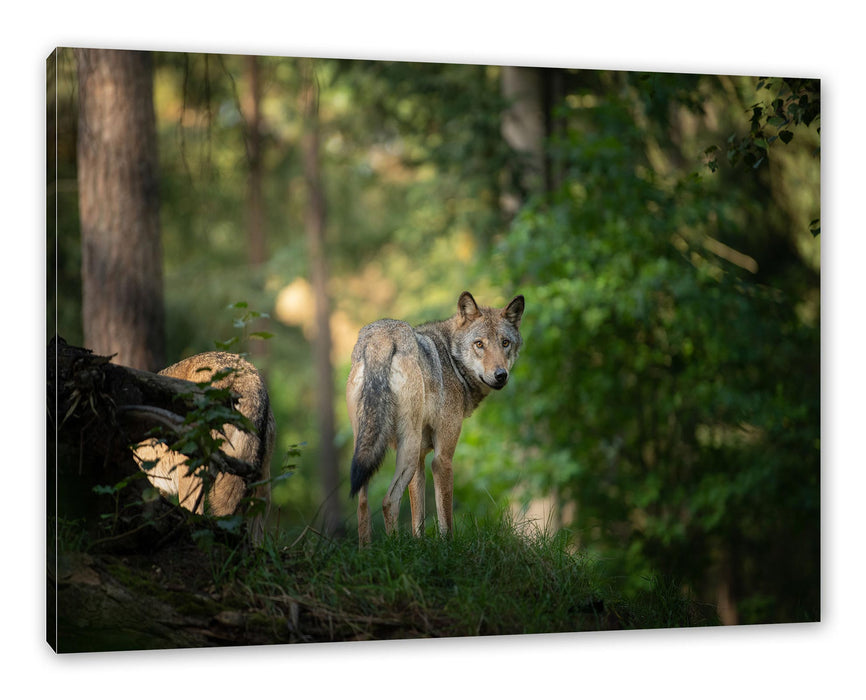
[408,453,428,537]
[382,354,424,535]
[357,482,372,547]
[382,435,421,535]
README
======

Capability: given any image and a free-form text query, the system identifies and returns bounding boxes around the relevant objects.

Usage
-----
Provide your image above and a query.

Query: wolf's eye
[502,339,510,348]
[474,340,484,349]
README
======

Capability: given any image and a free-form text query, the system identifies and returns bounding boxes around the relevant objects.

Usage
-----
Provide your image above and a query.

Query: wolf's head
[454,291,525,391]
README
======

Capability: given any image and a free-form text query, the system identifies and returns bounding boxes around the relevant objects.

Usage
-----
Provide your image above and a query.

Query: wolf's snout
[493,368,509,387]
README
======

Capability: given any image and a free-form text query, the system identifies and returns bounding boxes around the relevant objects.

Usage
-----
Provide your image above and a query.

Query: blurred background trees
[48,49,819,626]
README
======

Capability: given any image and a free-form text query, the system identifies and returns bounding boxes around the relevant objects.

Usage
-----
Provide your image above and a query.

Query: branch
[116,404,259,480]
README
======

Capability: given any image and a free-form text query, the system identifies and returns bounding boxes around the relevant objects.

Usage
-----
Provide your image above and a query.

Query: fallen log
[47,336,259,551]
[47,337,281,653]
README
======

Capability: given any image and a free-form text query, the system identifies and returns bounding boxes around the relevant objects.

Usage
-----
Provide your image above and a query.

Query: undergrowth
[204,511,719,642]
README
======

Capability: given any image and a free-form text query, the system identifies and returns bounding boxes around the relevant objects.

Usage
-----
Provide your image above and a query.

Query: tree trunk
[501,65,547,213]
[242,54,269,361]
[299,60,343,537]
[244,55,266,268]
[715,545,740,625]
[76,49,165,371]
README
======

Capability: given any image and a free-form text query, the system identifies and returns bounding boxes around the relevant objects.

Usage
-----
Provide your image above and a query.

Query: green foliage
[492,74,819,623]
[707,77,820,173]
[88,470,161,540]
[170,368,253,492]
[215,301,273,351]
[49,517,91,555]
[348,60,515,243]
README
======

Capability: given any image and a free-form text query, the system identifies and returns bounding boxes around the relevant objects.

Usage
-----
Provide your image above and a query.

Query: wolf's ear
[457,291,481,324]
[503,295,525,328]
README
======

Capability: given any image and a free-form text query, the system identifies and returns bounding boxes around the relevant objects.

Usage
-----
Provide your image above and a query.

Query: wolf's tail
[349,342,396,497]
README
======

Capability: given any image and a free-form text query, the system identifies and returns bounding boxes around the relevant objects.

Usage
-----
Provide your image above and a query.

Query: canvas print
[47,48,820,653]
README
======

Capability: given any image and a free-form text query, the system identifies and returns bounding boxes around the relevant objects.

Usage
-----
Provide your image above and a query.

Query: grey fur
[346,291,525,545]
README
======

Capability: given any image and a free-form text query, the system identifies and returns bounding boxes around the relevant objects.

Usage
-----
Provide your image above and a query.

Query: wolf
[346,291,525,545]
[133,351,276,543]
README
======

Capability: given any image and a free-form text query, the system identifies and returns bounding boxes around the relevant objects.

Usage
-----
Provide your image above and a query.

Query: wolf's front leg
[431,453,454,536]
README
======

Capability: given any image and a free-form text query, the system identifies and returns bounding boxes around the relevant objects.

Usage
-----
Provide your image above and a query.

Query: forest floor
[49,514,720,653]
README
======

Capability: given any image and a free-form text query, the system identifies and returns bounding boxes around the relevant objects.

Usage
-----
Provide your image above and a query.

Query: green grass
[208,511,719,642]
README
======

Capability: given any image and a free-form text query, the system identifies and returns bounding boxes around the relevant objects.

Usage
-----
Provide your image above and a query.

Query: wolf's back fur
[133,351,275,542]
[347,291,524,545]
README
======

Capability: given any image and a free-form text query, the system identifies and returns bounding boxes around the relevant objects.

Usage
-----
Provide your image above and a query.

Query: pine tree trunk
[501,65,547,212]
[243,54,269,361]
[244,55,266,269]
[299,60,343,537]
[76,48,165,371]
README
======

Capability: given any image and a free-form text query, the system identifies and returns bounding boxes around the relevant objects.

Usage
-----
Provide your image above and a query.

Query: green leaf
[215,336,239,350]
[216,515,244,533]
[142,487,161,503]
